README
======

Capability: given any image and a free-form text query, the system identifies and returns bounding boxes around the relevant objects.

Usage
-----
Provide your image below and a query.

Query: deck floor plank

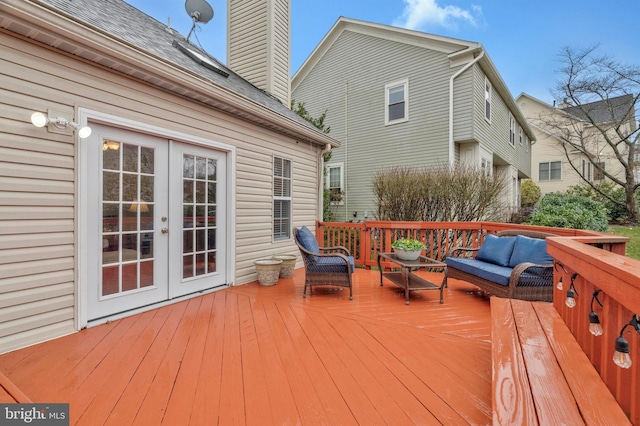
[0,269,496,425]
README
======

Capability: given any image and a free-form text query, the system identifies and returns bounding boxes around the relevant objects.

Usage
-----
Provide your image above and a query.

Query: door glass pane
[182,153,218,280]
[101,140,156,297]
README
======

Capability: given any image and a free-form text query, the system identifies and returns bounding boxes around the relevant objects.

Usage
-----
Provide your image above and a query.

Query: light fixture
[129,200,149,213]
[30,111,92,139]
[588,290,603,336]
[613,314,640,369]
[554,262,567,290]
[565,273,578,308]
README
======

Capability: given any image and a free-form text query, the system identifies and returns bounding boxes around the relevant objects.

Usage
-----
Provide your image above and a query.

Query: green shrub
[529,192,608,231]
[521,180,541,207]
[566,183,627,223]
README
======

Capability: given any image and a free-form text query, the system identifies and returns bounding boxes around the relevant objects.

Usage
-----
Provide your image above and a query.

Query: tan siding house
[292,17,534,222]
[517,93,628,196]
[0,0,337,354]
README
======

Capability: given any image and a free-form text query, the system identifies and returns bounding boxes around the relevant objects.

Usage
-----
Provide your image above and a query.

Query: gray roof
[563,94,635,124]
[38,0,316,130]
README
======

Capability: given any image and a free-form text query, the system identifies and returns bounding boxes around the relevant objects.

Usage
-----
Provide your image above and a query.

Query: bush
[566,183,627,223]
[372,164,507,222]
[521,180,541,207]
[529,192,608,231]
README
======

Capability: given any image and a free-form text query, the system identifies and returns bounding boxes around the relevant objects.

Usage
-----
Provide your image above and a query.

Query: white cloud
[393,0,482,31]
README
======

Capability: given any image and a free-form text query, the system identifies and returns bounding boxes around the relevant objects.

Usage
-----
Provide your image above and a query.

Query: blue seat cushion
[308,255,355,273]
[475,234,517,267]
[509,235,553,267]
[296,226,320,254]
[446,257,512,286]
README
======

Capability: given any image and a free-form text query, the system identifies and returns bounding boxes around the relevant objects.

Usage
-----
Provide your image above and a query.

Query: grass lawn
[608,225,640,260]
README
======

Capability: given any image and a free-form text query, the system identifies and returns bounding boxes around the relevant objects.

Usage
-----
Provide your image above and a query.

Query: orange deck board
[0,268,496,425]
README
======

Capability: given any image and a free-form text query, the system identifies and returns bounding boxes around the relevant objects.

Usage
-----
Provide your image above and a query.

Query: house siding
[228,0,290,105]
[0,31,317,353]
[292,30,453,221]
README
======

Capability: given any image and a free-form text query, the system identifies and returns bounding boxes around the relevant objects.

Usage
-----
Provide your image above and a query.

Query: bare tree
[534,46,640,221]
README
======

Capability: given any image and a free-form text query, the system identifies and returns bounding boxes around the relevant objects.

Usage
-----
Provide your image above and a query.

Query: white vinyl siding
[0,29,318,353]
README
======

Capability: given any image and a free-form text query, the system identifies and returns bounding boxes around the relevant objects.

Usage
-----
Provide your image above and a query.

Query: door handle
[161,227,168,234]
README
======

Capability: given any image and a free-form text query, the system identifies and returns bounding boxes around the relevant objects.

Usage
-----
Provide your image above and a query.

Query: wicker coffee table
[377,252,446,305]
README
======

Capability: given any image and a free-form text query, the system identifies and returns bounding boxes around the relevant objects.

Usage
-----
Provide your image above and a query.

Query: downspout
[319,143,332,220]
[449,49,485,167]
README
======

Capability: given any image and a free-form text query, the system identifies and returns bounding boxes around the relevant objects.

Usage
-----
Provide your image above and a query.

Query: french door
[86,124,226,321]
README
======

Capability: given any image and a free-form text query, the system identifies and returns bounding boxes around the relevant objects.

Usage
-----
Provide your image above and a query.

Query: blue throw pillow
[509,235,553,267]
[475,234,517,267]
[296,226,320,254]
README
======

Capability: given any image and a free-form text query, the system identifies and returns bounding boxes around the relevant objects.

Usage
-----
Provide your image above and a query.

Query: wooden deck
[0,269,492,425]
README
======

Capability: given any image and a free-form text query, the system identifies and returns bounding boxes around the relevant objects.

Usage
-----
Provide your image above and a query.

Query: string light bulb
[588,290,603,336]
[565,273,578,308]
[613,314,640,369]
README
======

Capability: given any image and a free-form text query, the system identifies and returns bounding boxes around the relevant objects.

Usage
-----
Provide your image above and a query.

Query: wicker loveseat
[294,226,354,300]
[444,230,556,302]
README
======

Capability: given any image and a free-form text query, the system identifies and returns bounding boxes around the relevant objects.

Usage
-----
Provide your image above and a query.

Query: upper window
[519,128,523,146]
[385,79,408,125]
[273,157,291,241]
[539,161,561,181]
[484,78,492,122]
[326,163,344,204]
[509,114,516,146]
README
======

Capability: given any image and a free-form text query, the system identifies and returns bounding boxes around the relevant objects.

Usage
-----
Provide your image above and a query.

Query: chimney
[227,0,291,106]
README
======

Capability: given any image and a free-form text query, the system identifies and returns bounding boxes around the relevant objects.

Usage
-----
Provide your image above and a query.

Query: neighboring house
[291,17,534,222]
[0,0,338,354]
[517,93,632,196]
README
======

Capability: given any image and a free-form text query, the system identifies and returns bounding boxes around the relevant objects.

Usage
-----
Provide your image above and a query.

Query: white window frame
[484,77,492,123]
[385,79,409,125]
[325,162,344,204]
[519,127,523,146]
[273,156,292,241]
[539,161,562,181]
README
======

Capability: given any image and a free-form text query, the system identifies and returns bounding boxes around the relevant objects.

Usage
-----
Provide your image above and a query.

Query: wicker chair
[294,226,354,300]
[445,230,556,302]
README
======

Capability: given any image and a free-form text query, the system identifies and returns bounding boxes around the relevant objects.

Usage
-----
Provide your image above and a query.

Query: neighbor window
[273,156,291,240]
[326,163,344,203]
[385,79,408,125]
[484,78,492,122]
[539,161,561,181]
[594,162,605,181]
[509,114,516,146]
[519,128,523,146]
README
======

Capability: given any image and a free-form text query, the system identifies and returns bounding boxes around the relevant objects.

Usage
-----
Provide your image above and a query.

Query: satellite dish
[185,0,214,24]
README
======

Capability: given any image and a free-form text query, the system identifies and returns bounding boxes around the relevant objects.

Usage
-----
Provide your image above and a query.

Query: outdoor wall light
[613,314,640,369]
[565,273,579,308]
[31,111,92,139]
[588,290,604,336]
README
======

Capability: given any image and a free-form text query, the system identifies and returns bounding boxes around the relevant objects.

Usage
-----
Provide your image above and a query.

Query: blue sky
[127,0,639,105]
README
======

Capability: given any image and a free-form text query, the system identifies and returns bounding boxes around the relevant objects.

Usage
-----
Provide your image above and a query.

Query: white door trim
[77,108,236,329]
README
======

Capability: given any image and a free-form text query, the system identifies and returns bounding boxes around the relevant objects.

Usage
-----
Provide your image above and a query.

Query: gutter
[319,144,332,219]
[449,49,485,166]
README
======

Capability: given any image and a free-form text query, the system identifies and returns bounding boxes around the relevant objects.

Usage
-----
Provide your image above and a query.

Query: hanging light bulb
[556,276,563,290]
[565,273,578,308]
[588,290,603,336]
[589,311,603,336]
[613,314,640,369]
[554,263,567,290]
[565,288,577,308]
[613,335,632,368]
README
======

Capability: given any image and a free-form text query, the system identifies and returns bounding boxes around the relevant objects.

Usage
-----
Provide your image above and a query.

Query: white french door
[85,124,227,321]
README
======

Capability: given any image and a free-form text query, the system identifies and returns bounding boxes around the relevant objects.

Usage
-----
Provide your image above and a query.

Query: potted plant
[391,238,425,261]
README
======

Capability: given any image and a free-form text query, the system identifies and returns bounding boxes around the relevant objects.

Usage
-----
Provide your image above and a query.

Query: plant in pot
[391,238,425,261]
